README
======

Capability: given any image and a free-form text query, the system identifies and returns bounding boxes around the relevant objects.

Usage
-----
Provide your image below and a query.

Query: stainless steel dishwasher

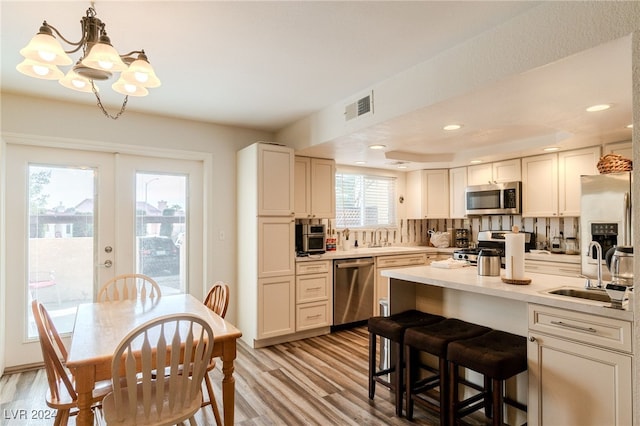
[333,257,374,327]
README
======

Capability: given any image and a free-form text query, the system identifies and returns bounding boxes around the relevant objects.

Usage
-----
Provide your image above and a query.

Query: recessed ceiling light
[443,124,462,131]
[355,161,366,165]
[544,147,560,152]
[369,144,386,150]
[469,160,482,164]
[586,104,611,112]
[627,124,633,129]
[397,165,408,169]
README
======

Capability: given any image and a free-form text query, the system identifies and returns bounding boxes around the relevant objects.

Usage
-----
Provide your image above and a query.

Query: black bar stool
[447,330,527,426]
[368,309,445,416]
[404,318,491,425]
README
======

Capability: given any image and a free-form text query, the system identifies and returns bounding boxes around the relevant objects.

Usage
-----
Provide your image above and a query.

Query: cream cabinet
[294,156,335,219]
[258,275,296,339]
[522,154,558,217]
[449,167,467,219]
[406,169,449,219]
[603,140,632,158]
[295,260,332,331]
[374,252,431,315]
[467,159,521,185]
[258,144,295,216]
[524,259,580,277]
[527,304,632,425]
[237,142,296,347]
[258,216,295,278]
[522,147,599,217]
[557,147,600,216]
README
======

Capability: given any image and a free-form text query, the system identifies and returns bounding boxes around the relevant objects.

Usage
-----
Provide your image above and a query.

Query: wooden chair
[201,282,230,425]
[31,300,112,426]
[97,273,161,302]
[102,313,215,425]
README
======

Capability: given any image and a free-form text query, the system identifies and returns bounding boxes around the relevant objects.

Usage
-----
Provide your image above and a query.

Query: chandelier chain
[92,81,128,120]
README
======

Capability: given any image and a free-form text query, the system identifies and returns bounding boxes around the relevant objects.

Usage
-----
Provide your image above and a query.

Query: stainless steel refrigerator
[580,172,632,281]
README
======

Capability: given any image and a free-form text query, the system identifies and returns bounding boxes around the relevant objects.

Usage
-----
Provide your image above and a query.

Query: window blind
[335,173,396,228]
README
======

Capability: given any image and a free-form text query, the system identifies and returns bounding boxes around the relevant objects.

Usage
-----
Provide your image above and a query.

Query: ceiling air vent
[345,91,373,121]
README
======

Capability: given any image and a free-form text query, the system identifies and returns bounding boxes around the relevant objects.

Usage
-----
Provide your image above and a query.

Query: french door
[4,144,203,367]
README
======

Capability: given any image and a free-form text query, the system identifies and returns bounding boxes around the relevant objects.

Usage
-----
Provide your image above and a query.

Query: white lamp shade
[19,33,72,65]
[16,59,64,80]
[59,69,96,93]
[112,77,149,97]
[81,42,127,72]
[121,59,161,88]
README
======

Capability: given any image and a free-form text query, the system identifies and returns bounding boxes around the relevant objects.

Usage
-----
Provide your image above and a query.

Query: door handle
[98,260,113,268]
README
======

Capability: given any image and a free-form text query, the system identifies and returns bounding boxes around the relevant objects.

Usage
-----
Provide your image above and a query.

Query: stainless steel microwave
[465,181,522,215]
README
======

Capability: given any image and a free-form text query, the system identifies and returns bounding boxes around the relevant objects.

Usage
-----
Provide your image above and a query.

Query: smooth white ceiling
[1,1,633,169]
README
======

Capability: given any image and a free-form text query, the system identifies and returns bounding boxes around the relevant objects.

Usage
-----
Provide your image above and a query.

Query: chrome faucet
[371,227,390,247]
[586,241,603,289]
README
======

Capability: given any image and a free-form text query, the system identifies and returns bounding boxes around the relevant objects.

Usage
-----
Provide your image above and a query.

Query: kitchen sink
[546,287,611,303]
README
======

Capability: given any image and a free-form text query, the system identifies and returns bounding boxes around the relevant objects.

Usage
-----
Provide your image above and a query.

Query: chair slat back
[97,273,161,302]
[31,300,77,404]
[110,313,214,423]
[203,281,230,318]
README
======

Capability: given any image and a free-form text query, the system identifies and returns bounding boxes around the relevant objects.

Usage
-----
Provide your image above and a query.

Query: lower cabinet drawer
[296,301,330,331]
[296,273,329,303]
[528,304,632,353]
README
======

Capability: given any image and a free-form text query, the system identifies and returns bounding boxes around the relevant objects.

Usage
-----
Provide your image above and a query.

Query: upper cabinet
[467,159,521,185]
[449,167,468,219]
[406,169,449,219]
[258,144,295,216]
[557,147,601,216]
[603,141,632,158]
[522,154,558,217]
[294,157,335,219]
[522,146,600,217]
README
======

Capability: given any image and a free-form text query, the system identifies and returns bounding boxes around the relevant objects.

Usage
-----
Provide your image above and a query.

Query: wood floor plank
[0,326,443,425]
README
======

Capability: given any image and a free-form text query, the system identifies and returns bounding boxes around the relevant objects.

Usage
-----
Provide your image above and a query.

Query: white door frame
[0,134,212,370]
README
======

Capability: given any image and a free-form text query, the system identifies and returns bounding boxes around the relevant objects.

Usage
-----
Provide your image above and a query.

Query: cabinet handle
[550,320,597,333]
[307,286,322,291]
[306,314,322,319]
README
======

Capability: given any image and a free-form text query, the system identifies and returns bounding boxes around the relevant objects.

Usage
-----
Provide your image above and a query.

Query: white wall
[0,92,273,373]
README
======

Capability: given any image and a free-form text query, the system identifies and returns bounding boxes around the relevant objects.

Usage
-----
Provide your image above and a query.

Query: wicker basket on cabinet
[597,154,632,174]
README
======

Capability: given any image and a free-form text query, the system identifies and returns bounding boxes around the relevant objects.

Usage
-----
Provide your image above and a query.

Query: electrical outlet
[218,230,225,240]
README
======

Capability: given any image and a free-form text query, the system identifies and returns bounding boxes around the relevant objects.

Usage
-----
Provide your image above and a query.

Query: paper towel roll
[505,233,525,279]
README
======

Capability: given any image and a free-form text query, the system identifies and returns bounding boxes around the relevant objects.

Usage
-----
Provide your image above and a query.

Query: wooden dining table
[66,293,242,426]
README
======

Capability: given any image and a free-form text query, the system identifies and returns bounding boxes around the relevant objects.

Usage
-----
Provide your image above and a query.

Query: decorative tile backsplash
[320,215,579,249]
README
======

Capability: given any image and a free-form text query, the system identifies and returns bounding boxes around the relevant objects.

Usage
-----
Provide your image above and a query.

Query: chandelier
[16,5,160,120]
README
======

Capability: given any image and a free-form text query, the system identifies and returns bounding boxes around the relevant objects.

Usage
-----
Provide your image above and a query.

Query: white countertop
[296,245,452,261]
[382,264,633,321]
[296,246,581,263]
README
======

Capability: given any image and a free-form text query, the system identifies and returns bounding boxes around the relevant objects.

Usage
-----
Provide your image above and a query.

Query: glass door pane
[27,165,96,338]
[135,173,187,294]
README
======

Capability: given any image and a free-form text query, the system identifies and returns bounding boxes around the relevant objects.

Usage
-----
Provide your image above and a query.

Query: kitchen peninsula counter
[382,265,633,321]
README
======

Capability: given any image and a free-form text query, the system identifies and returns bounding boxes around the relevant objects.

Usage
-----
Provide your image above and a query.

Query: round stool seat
[368,309,445,342]
[405,318,491,357]
[447,330,527,380]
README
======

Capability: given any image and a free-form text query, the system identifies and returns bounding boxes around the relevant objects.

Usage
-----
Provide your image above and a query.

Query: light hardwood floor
[0,326,442,425]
